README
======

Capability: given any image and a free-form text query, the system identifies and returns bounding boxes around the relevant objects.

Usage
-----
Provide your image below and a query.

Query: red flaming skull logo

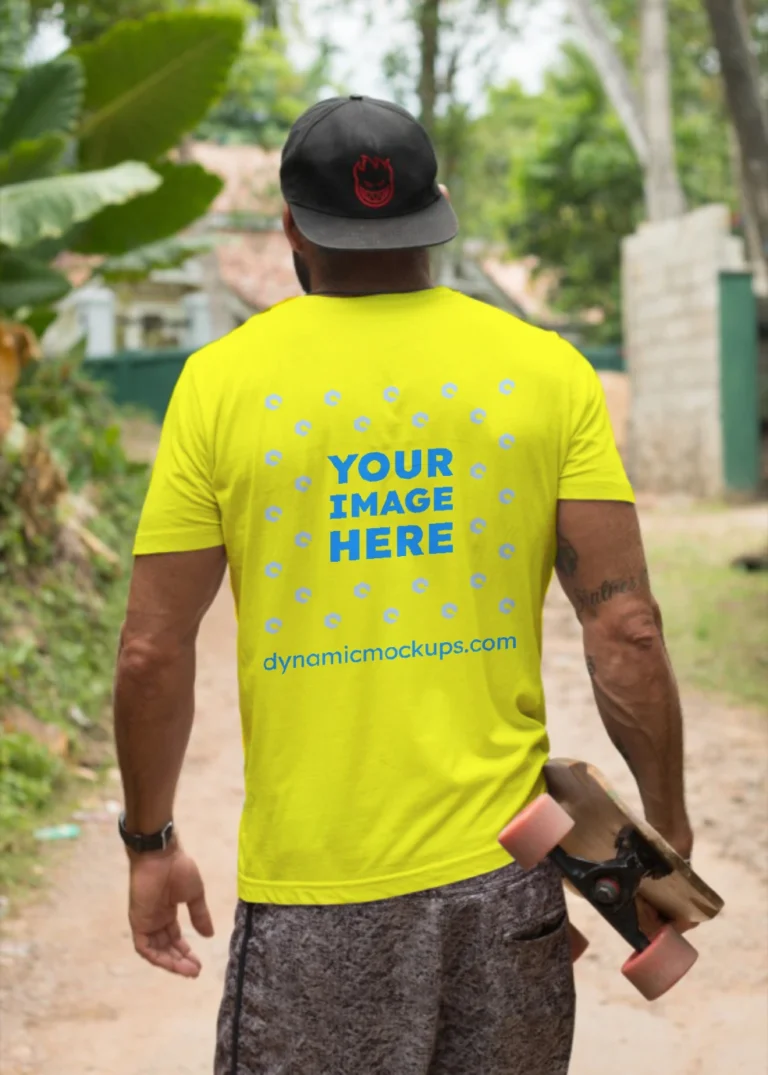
[353,155,395,209]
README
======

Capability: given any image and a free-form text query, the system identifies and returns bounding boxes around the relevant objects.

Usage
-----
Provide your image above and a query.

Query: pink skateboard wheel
[622,924,698,1000]
[498,794,575,869]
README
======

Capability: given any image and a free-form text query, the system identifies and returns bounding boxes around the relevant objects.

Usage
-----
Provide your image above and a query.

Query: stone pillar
[73,285,116,358]
[622,204,746,496]
[123,311,143,351]
[182,291,214,350]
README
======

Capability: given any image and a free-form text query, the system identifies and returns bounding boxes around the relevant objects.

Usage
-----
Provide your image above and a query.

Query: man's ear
[282,204,302,251]
[438,183,451,203]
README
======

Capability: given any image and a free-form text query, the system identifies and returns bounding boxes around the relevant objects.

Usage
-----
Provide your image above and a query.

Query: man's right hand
[128,843,214,977]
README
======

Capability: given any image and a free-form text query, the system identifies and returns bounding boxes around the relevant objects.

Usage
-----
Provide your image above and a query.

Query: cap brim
[289,194,458,251]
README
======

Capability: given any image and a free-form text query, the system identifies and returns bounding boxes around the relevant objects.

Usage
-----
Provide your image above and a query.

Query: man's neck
[310,254,434,297]
[311,278,433,297]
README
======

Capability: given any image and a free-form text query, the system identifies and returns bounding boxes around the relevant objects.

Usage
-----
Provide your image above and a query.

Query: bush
[16,351,133,490]
[0,355,149,887]
[0,732,64,834]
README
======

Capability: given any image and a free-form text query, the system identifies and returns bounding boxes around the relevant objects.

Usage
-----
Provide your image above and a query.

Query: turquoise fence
[85,345,625,422]
[85,349,189,420]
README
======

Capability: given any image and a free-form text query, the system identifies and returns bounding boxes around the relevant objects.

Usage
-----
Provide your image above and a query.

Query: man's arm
[114,546,226,976]
[555,500,693,859]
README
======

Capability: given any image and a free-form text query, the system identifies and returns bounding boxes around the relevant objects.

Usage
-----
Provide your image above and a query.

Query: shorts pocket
[495,911,575,1073]
[503,910,568,945]
[500,912,574,1025]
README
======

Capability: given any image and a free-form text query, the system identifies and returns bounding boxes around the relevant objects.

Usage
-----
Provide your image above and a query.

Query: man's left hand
[128,845,214,977]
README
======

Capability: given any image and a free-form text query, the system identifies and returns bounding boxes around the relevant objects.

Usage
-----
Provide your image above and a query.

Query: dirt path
[2,554,767,1074]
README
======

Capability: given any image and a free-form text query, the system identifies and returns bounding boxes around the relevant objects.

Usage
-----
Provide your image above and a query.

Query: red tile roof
[186,142,282,217]
[214,230,302,311]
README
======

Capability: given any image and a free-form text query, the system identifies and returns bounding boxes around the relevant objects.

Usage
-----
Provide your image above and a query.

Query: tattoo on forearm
[575,568,649,613]
[555,533,578,577]
[586,655,596,679]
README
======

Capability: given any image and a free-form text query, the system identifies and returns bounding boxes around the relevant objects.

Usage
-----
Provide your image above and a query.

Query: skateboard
[498,758,724,1000]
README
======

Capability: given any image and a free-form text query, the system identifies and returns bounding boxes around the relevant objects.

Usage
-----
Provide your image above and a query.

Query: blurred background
[0,2,766,1073]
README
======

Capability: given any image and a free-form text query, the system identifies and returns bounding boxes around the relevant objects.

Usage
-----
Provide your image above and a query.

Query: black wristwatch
[118,813,175,853]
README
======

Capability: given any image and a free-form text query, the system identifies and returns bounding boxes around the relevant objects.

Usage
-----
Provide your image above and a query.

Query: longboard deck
[544,758,724,925]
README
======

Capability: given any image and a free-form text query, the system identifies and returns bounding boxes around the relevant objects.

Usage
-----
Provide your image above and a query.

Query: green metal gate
[86,345,626,422]
[719,272,761,495]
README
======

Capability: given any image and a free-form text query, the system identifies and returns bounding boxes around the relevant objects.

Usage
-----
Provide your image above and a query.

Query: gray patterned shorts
[215,860,574,1075]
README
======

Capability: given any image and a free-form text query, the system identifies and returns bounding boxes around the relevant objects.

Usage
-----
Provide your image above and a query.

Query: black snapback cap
[280,95,458,251]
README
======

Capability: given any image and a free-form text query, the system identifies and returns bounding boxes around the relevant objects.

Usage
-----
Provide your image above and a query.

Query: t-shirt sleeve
[558,343,635,502]
[133,358,223,555]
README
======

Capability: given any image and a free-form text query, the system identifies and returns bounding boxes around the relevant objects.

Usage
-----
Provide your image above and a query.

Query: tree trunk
[565,0,649,166]
[703,0,768,269]
[728,123,768,295]
[640,0,686,219]
[254,0,280,30]
[417,0,440,137]
[566,0,687,220]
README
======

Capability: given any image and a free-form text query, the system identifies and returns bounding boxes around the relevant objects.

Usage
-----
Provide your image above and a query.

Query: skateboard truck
[497,787,709,999]
[548,826,672,953]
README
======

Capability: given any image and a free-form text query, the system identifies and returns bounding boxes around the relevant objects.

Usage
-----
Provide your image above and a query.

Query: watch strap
[118,813,174,853]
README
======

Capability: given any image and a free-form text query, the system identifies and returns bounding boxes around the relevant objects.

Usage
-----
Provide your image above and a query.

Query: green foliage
[0,250,71,313]
[0,733,63,832]
[0,304,152,895]
[0,353,145,572]
[30,0,323,148]
[0,432,52,572]
[23,305,58,338]
[29,0,196,46]
[0,544,142,874]
[0,160,161,249]
[0,359,148,884]
[75,11,245,169]
[100,235,213,282]
[505,48,643,340]
[0,555,133,879]
[450,80,542,242]
[371,0,746,334]
[73,161,223,255]
[196,27,331,147]
[15,353,132,488]
[0,10,244,313]
[645,513,768,708]
[0,4,248,884]
[0,0,30,116]
[0,56,85,151]
[460,0,742,338]
[0,135,68,185]
[596,0,734,206]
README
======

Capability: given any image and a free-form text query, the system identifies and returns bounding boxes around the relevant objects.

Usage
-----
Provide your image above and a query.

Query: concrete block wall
[622,205,746,496]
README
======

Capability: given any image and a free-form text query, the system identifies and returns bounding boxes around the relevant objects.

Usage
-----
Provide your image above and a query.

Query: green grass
[1,355,150,894]
[0,469,148,893]
[0,475,148,894]
[645,523,768,708]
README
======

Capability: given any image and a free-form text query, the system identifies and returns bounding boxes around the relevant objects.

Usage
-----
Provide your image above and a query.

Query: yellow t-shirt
[134,287,634,904]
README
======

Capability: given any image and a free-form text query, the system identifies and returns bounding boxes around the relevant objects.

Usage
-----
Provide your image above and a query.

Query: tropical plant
[195,27,331,147]
[0,0,30,116]
[0,8,244,324]
[30,0,324,147]
[29,0,201,47]
[99,236,215,283]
